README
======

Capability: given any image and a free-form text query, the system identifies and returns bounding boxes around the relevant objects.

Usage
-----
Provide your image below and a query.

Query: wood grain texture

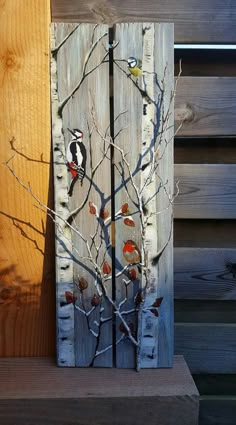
[0,356,199,425]
[0,0,54,357]
[0,356,198,398]
[52,24,112,367]
[113,23,174,368]
[174,248,236,300]
[175,323,236,373]
[175,77,236,136]
[51,0,236,43]
[174,165,236,219]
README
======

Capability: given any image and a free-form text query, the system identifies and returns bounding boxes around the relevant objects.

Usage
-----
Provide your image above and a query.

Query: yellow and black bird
[127,57,142,77]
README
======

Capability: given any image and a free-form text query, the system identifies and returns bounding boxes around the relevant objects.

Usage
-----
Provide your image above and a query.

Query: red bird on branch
[123,240,141,264]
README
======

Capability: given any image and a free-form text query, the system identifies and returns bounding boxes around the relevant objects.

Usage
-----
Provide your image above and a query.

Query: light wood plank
[51,0,236,43]
[0,0,53,357]
[113,23,174,368]
[174,164,236,219]
[175,77,236,136]
[175,323,236,373]
[174,248,236,300]
[52,24,112,367]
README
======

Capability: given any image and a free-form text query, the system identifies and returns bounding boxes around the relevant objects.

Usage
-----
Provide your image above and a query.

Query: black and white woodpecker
[67,128,87,196]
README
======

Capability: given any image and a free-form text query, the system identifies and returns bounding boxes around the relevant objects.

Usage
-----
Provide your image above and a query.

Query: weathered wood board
[113,23,174,368]
[175,323,236,374]
[174,248,236,300]
[51,0,236,43]
[175,300,236,323]
[51,23,174,368]
[51,24,112,367]
[174,164,236,219]
[0,357,199,425]
[175,77,236,136]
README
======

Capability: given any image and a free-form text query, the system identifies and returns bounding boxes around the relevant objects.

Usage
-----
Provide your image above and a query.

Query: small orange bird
[123,240,141,264]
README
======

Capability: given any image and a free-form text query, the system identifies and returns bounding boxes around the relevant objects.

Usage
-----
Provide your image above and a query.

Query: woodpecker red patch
[68,162,77,179]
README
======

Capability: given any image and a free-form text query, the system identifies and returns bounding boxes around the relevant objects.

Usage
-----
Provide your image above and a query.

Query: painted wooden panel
[51,24,112,367]
[52,23,174,368]
[174,164,236,219]
[174,248,236,300]
[51,0,236,43]
[175,323,236,374]
[175,77,236,136]
[113,23,174,368]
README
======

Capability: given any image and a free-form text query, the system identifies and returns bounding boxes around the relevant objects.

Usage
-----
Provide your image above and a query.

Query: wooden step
[0,356,199,425]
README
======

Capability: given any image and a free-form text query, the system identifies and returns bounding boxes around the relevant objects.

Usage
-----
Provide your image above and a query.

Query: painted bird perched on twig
[67,128,87,196]
[127,57,142,77]
[123,240,141,264]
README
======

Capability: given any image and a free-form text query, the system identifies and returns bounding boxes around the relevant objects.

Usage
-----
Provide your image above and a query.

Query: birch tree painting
[51,22,175,369]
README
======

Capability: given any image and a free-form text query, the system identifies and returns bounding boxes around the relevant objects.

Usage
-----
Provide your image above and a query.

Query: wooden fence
[0,0,236,423]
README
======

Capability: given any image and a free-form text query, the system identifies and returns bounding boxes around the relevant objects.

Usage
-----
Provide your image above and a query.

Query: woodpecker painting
[66,128,87,197]
[127,57,142,78]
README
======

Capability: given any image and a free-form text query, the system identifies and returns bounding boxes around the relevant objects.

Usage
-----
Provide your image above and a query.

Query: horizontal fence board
[175,323,236,374]
[175,78,236,136]
[175,49,236,77]
[51,0,236,43]
[175,300,236,323]
[174,248,236,300]
[174,220,236,248]
[200,397,236,425]
[175,138,236,165]
[174,165,236,219]
[194,374,236,396]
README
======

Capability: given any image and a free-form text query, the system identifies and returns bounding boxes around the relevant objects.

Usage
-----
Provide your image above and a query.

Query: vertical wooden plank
[154,24,174,367]
[113,23,143,368]
[51,25,75,366]
[52,24,112,367]
[0,0,53,357]
[113,23,174,368]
